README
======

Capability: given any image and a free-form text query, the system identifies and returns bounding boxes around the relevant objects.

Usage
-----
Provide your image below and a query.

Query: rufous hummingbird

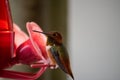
[33,30,74,80]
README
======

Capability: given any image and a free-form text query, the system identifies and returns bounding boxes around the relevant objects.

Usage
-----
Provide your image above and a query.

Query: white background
[68,0,120,80]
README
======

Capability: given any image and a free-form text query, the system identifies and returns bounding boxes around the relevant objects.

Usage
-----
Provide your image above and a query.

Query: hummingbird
[33,30,74,80]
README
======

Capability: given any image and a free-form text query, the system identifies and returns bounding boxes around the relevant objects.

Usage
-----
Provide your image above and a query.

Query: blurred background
[2,0,120,80]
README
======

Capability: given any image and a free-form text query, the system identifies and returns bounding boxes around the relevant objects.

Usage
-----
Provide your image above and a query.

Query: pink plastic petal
[16,39,42,64]
[26,22,48,62]
[13,23,29,48]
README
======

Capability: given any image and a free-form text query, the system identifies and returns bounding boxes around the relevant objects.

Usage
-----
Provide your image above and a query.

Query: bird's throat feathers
[47,37,62,46]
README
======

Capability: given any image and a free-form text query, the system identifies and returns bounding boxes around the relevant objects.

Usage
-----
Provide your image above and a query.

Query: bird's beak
[33,30,50,36]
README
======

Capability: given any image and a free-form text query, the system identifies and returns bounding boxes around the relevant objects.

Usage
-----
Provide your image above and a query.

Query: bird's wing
[50,46,67,73]
[50,46,74,80]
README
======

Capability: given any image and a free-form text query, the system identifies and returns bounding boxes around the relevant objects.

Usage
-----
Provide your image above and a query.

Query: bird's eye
[53,33,58,37]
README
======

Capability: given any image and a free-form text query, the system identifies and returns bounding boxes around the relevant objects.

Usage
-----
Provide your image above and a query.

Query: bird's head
[33,30,62,46]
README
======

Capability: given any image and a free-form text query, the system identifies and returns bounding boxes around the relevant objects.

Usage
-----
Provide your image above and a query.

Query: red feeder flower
[0,0,49,79]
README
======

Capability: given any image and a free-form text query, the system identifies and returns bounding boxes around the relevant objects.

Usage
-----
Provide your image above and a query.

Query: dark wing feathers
[50,46,67,73]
